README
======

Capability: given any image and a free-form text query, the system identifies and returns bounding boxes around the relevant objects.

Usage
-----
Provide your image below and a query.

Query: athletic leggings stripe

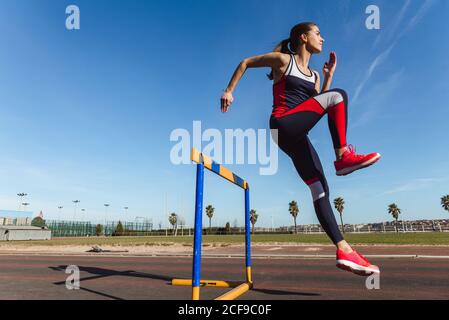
[275,98,325,118]
[305,177,320,185]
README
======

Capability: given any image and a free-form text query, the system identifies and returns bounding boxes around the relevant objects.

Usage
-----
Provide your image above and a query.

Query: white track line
[1,252,449,259]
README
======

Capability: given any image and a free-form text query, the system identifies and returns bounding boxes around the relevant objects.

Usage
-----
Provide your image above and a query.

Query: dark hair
[268,22,317,80]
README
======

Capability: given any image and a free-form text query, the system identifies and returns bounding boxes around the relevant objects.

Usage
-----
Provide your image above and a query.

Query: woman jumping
[220,22,381,276]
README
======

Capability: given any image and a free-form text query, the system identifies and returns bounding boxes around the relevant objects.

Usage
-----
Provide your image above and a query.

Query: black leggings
[270,89,349,244]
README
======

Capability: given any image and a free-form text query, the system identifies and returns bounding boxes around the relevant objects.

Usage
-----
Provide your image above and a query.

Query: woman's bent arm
[224,52,285,93]
[221,52,286,113]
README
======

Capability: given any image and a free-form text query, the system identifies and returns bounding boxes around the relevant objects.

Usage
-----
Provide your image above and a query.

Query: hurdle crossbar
[171,148,253,300]
[190,148,249,190]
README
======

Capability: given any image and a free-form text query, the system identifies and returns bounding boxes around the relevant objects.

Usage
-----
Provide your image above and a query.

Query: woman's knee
[306,177,330,202]
[330,88,348,106]
[315,88,348,110]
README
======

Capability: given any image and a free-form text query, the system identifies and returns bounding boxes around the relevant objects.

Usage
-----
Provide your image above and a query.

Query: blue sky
[0,0,448,228]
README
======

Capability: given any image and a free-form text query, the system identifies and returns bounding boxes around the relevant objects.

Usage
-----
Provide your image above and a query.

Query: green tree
[388,203,401,233]
[250,209,258,234]
[333,197,345,234]
[441,195,449,213]
[288,200,299,234]
[113,221,124,236]
[169,213,178,235]
[225,222,231,234]
[205,205,215,233]
[95,224,103,236]
[31,216,46,228]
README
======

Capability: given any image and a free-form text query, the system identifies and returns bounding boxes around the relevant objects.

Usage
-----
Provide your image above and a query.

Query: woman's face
[303,25,324,53]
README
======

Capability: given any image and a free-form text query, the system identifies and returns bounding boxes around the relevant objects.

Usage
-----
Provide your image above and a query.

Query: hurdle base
[171,279,253,300]
[172,279,243,288]
[215,282,253,300]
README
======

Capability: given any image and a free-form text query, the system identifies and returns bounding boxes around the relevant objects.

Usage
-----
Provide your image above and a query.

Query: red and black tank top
[272,54,318,117]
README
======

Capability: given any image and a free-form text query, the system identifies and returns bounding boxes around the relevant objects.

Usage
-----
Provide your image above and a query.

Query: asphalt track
[1,251,449,300]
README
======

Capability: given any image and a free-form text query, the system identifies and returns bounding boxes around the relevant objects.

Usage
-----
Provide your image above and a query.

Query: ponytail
[274,38,293,54]
[267,38,293,80]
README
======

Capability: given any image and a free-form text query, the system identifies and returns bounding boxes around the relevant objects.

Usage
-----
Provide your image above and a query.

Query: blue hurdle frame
[171,148,253,300]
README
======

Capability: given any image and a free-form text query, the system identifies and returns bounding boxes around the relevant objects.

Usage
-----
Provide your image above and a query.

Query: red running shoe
[336,249,380,276]
[334,144,381,176]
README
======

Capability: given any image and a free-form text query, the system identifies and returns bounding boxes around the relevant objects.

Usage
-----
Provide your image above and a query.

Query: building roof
[0,226,48,231]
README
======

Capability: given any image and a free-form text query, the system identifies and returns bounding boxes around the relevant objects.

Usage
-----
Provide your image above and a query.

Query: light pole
[58,206,63,221]
[104,204,110,226]
[72,200,80,221]
[21,203,30,225]
[81,209,85,222]
[165,193,168,236]
[21,202,30,225]
[17,193,28,211]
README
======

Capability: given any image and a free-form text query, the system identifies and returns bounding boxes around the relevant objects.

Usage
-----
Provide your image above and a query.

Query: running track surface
[1,254,448,300]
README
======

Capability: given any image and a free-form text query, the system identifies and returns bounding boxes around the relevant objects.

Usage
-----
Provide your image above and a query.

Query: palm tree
[441,195,449,213]
[250,209,258,234]
[205,205,215,233]
[288,201,299,234]
[388,203,401,233]
[333,197,345,234]
[169,212,178,235]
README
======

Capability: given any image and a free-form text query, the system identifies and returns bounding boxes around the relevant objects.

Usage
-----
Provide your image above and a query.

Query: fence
[279,220,449,234]
[47,220,153,237]
[45,219,449,237]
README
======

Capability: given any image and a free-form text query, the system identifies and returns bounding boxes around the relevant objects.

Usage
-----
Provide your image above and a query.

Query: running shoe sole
[336,259,380,276]
[336,153,381,176]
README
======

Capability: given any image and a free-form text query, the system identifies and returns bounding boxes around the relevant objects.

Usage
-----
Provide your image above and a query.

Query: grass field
[1,232,449,247]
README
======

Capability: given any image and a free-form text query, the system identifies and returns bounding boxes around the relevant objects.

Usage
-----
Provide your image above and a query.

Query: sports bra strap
[285,54,294,76]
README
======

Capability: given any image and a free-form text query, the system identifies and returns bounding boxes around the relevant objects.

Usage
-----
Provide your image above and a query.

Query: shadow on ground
[252,287,320,297]
[49,265,320,299]
[49,265,173,300]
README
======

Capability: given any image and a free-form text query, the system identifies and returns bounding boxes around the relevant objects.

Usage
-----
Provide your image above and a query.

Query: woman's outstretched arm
[220,52,287,113]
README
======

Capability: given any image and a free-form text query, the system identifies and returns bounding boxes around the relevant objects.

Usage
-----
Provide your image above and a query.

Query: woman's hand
[323,51,337,78]
[220,91,234,113]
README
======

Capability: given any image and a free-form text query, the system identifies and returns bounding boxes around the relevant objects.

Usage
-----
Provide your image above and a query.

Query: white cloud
[380,177,448,195]
[372,0,411,48]
[353,43,395,102]
[404,0,435,33]
[353,0,435,104]
[351,69,404,129]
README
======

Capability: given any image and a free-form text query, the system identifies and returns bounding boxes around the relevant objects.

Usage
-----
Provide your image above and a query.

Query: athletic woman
[220,22,380,276]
